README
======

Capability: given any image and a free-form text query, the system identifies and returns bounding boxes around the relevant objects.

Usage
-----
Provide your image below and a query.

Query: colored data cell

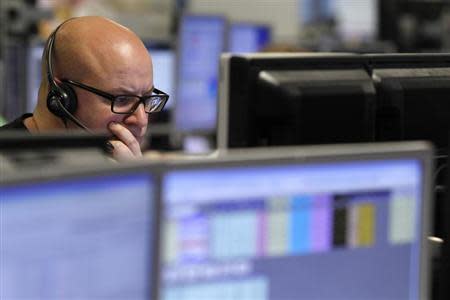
[266,197,291,256]
[163,220,178,264]
[311,195,333,252]
[163,277,268,300]
[389,196,416,244]
[211,212,259,259]
[357,203,375,247]
[290,196,313,254]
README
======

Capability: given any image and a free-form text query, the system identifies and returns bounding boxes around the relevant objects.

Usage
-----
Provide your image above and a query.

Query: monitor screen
[174,15,227,133]
[147,46,176,110]
[159,144,431,299]
[228,23,271,53]
[27,44,44,112]
[218,53,375,149]
[1,168,157,299]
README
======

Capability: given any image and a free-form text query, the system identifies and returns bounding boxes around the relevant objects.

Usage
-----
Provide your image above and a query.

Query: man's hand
[108,122,143,161]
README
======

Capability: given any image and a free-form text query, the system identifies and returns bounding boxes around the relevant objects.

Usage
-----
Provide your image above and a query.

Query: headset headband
[46,18,75,90]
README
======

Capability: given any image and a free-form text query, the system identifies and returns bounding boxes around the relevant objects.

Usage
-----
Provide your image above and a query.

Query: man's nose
[125,103,148,126]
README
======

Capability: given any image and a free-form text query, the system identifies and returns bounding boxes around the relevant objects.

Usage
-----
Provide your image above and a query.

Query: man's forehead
[54,17,153,94]
[108,84,154,95]
[56,19,150,71]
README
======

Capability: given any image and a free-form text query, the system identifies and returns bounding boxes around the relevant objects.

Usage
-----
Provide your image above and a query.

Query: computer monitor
[0,131,113,172]
[26,44,44,112]
[145,43,176,111]
[0,131,110,151]
[174,15,227,134]
[228,23,271,53]
[0,163,160,299]
[159,141,433,300]
[367,53,450,152]
[218,53,376,149]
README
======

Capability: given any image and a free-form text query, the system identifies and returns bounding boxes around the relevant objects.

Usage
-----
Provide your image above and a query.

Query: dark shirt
[0,113,32,131]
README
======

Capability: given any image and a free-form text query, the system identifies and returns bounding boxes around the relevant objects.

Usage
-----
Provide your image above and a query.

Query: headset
[45,19,92,133]
[45,19,114,152]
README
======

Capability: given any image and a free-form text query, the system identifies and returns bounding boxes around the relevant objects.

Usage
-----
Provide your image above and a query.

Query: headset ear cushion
[47,90,65,118]
[46,83,78,118]
[59,82,78,114]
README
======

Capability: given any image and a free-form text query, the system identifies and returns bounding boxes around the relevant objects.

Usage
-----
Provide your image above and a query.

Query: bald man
[0,16,169,161]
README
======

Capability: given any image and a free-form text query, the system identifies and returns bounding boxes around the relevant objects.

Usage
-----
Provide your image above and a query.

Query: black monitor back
[218,53,376,149]
[367,54,450,152]
[0,131,112,172]
[0,131,110,151]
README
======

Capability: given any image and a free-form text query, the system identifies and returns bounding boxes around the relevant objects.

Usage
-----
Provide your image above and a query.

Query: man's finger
[108,122,142,157]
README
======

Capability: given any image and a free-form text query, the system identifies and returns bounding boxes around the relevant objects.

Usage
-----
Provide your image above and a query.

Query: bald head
[33,16,153,133]
[50,16,152,89]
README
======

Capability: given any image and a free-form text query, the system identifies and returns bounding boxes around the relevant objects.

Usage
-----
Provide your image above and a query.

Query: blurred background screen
[1,170,156,299]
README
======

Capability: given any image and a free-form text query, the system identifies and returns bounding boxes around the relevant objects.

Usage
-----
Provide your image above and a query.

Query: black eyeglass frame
[61,79,169,114]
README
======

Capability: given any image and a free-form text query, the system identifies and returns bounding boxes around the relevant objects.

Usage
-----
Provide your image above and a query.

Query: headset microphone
[52,97,114,153]
[52,98,93,133]
[55,99,115,153]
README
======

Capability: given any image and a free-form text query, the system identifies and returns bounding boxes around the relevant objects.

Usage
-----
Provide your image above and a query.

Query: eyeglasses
[62,79,169,114]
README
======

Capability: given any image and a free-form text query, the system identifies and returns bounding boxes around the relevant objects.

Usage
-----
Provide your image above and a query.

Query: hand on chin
[107,122,144,161]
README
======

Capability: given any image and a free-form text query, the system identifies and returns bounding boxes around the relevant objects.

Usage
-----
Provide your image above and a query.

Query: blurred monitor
[367,54,450,152]
[159,142,432,300]
[300,0,378,43]
[0,163,159,299]
[0,132,113,173]
[334,0,379,42]
[0,131,110,152]
[145,43,176,111]
[26,44,45,112]
[174,15,227,134]
[300,0,334,24]
[182,135,213,154]
[218,53,375,149]
[228,23,271,53]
